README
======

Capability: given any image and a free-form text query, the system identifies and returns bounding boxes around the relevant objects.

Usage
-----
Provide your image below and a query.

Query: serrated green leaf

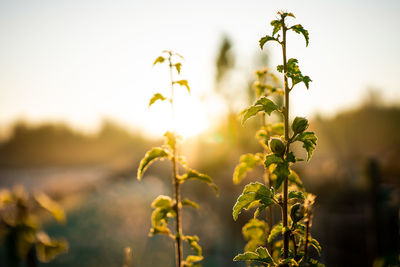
[271,20,282,36]
[153,56,165,65]
[268,222,282,243]
[274,162,290,189]
[242,219,267,252]
[173,80,190,94]
[232,182,273,221]
[259,35,278,49]
[179,169,218,196]
[36,232,68,263]
[277,64,284,73]
[233,153,263,184]
[242,97,278,124]
[264,153,284,167]
[290,24,309,46]
[233,247,274,264]
[182,198,199,209]
[295,131,317,161]
[288,191,305,200]
[285,58,312,89]
[310,238,322,255]
[137,147,169,180]
[174,63,182,74]
[149,93,166,107]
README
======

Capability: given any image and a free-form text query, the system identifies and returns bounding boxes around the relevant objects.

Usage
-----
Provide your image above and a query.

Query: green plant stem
[304,216,310,262]
[281,18,290,261]
[169,59,183,267]
[262,113,274,253]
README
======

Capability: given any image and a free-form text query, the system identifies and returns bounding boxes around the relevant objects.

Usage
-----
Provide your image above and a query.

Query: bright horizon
[1,0,399,137]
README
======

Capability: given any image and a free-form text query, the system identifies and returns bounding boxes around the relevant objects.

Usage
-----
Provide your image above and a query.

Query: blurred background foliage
[0,35,399,267]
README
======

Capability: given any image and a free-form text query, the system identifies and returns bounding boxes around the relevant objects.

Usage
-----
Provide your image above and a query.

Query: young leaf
[271,20,282,36]
[164,131,180,150]
[290,24,309,46]
[182,198,199,209]
[184,255,203,265]
[36,232,68,263]
[152,195,173,209]
[185,235,202,255]
[232,182,273,221]
[173,80,190,94]
[137,147,169,180]
[153,56,165,65]
[34,193,66,223]
[233,153,263,184]
[241,97,278,124]
[149,93,166,107]
[174,63,182,74]
[268,222,282,243]
[259,35,278,49]
[294,131,317,161]
[233,247,275,265]
[179,169,218,196]
[150,196,175,236]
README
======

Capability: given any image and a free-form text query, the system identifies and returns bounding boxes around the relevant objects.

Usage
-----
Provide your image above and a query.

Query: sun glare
[144,90,210,139]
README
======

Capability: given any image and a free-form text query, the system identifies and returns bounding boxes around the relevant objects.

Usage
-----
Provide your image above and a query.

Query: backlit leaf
[290,24,309,46]
[36,232,68,263]
[233,182,273,221]
[242,219,267,252]
[137,147,169,180]
[233,153,263,184]
[149,93,166,107]
[295,131,317,161]
[288,190,305,200]
[182,198,199,209]
[173,80,190,94]
[185,235,202,255]
[35,193,66,223]
[233,247,274,264]
[153,56,165,65]
[174,63,182,74]
[259,35,278,49]
[271,20,282,36]
[268,222,282,243]
[264,154,284,167]
[241,97,278,124]
[179,169,218,196]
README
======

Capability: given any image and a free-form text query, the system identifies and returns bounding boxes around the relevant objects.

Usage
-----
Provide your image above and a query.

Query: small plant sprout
[232,11,323,266]
[137,51,218,267]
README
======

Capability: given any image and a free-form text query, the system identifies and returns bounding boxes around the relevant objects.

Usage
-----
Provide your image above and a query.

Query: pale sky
[0,0,399,137]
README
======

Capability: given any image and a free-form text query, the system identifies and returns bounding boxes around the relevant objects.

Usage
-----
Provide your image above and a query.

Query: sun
[144,90,210,139]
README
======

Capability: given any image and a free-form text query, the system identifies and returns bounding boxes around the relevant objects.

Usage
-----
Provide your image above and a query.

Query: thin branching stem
[281,17,290,261]
[169,56,183,267]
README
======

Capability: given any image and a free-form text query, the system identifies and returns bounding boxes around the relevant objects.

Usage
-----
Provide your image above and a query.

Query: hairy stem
[169,58,183,267]
[281,17,290,261]
[304,216,310,262]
